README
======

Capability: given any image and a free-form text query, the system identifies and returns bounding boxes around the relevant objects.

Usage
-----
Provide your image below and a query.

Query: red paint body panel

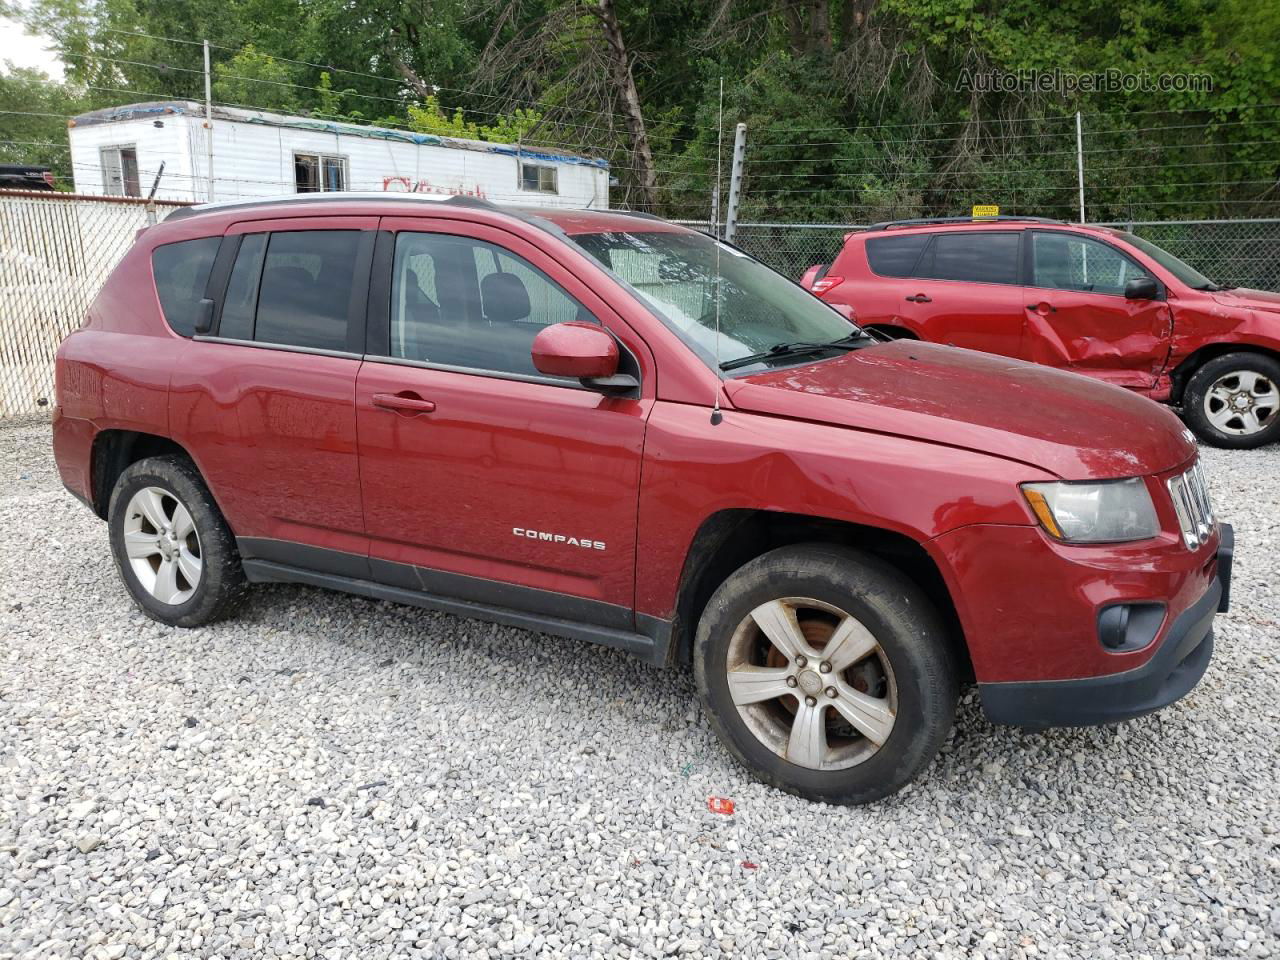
[633,401,1053,621]
[932,461,1218,683]
[168,342,367,552]
[725,340,1195,480]
[356,361,648,609]
[52,198,1225,700]
[814,221,1280,404]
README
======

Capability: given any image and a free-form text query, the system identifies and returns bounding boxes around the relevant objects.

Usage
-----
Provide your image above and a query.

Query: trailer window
[101,145,140,197]
[520,163,557,195]
[295,153,347,193]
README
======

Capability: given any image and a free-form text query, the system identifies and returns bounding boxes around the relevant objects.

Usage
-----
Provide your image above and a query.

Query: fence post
[203,39,215,203]
[724,123,748,244]
[1075,110,1086,224]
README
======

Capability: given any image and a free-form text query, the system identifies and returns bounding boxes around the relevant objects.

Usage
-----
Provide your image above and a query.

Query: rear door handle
[1026,303,1058,313]
[905,294,932,303]
[372,392,436,414]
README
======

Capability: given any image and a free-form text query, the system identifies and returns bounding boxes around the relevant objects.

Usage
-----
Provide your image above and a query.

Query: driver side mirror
[531,322,638,394]
[1124,277,1159,300]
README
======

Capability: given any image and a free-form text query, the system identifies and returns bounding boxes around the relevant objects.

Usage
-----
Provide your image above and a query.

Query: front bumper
[979,523,1232,727]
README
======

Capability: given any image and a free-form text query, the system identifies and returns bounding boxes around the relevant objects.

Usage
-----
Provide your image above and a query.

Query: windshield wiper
[719,336,863,371]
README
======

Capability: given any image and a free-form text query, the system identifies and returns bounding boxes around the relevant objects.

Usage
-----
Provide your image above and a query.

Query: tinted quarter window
[1032,232,1151,296]
[865,235,929,277]
[921,232,1020,285]
[254,231,362,351]
[152,237,220,336]
[389,232,596,379]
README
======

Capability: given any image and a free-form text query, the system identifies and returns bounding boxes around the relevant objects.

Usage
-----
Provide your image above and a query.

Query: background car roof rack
[863,215,1068,231]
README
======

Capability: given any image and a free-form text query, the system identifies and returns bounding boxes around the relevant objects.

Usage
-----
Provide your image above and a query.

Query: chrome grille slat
[1167,461,1215,549]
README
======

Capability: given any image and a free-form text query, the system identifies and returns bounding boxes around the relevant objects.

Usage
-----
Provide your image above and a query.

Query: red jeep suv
[53,195,1232,804]
[802,217,1280,449]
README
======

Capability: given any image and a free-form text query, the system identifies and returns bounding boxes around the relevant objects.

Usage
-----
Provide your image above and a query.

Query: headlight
[1021,478,1159,543]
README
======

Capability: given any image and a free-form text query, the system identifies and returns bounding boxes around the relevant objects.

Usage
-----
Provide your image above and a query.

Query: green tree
[0,63,88,186]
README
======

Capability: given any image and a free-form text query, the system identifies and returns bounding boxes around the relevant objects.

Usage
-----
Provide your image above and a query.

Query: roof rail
[863,215,1067,232]
[165,191,461,221]
[442,195,503,212]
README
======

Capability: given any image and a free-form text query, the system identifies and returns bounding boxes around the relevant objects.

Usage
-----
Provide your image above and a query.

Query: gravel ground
[1,416,1277,960]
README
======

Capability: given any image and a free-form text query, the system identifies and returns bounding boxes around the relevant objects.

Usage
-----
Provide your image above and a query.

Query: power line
[94,26,706,136]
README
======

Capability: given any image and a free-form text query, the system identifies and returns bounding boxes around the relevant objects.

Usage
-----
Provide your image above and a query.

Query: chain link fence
[0,190,190,417]
[2,196,1278,418]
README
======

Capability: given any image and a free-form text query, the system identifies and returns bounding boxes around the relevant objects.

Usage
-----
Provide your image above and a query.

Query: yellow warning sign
[972,204,1000,218]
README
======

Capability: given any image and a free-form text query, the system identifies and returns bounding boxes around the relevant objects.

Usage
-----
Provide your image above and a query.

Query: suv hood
[1211,287,1280,316]
[723,341,1195,480]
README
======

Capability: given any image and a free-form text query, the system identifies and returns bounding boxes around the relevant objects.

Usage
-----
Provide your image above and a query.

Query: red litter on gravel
[707,796,735,815]
[741,860,758,870]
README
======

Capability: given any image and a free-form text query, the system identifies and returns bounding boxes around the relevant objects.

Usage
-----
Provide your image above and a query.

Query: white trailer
[67,101,610,209]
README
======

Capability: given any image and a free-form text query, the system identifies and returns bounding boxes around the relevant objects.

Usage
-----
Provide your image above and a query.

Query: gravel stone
[1,416,1277,959]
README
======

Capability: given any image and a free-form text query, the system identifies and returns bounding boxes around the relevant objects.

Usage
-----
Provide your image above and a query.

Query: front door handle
[372,392,436,415]
[905,294,932,303]
[1026,303,1058,313]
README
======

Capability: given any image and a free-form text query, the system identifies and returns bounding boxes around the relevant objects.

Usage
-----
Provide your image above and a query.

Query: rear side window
[152,237,220,336]
[215,230,362,352]
[918,232,1020,285]
[865,235,929,277]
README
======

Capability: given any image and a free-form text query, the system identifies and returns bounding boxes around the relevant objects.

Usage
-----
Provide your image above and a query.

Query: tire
[1183,352,1280,449]
[107,455,247,627]
[694,544,958,805]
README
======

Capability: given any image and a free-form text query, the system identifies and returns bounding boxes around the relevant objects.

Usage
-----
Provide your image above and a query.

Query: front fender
[634,402,1049,619]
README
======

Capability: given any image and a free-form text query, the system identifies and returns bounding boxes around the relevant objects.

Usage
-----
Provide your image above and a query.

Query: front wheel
[694,544,958,805]
[1183,352,1280,449]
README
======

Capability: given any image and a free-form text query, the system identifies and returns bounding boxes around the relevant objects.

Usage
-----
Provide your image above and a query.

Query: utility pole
[203,40,215,203]
[723,123,747,244]
[1075,110,1085,224]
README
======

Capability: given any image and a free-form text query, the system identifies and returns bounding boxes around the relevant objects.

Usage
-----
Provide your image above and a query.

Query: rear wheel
[1183,352,1280,449]
[107,455,246,626]
[694,544,958,805]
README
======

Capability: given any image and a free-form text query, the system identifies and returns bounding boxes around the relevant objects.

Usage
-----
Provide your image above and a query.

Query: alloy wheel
[725,597,897,771]
[1203,369,1278,436]
[122,486,203,605]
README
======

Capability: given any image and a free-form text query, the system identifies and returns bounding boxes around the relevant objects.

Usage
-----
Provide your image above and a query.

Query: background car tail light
[811,275,844,295]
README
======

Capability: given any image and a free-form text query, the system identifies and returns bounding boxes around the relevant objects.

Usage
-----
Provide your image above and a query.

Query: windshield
[1123,233,1218,289]
[569,229,860,373]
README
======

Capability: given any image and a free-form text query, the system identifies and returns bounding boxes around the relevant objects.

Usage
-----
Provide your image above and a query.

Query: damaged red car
[802,217,1280,448]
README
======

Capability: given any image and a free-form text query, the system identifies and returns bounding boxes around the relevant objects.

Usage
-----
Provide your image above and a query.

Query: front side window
[217,230,361,351]
[1119,233,1214,290]
[917,232,1020,285]
[389,232,596,378]
[1032,232,1152,296]
[152,237,220,336]
[295,153,347,193]
[520,163,557,194]
[570,229,858,373]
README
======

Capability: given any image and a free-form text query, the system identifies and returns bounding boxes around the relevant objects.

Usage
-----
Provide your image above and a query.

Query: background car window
[865,235,929,278]
[217,233,266,341]
[252,231,361,351]
[390,232,597,379]
[918,232,1020,284]
[152,237,220,336]
[1032,233,1150,295]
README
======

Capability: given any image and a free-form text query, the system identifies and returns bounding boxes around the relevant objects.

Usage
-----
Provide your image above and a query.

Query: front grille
[1167,461,1215,549]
